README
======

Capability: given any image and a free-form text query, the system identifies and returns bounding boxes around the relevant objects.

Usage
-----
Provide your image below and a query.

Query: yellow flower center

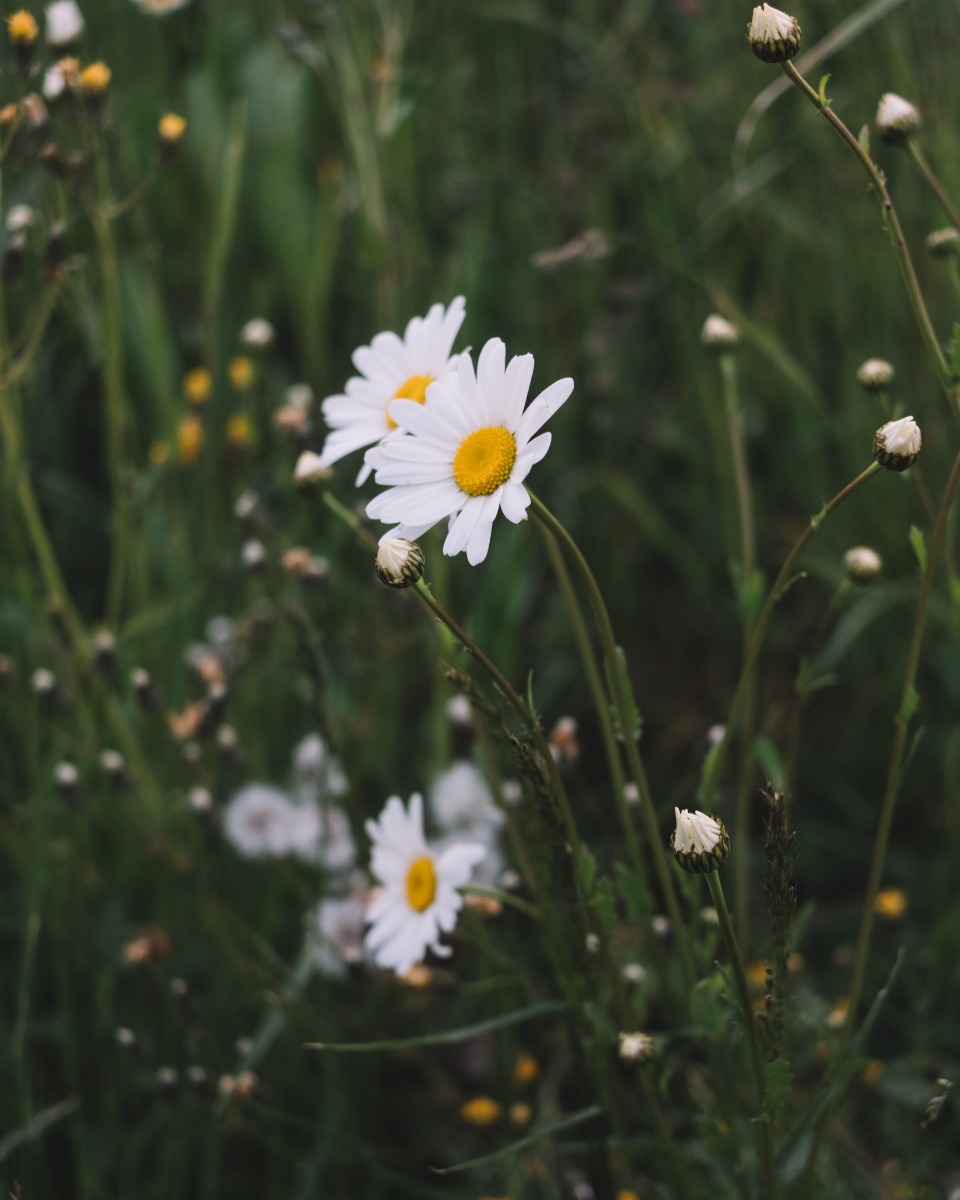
[405,855,437,912]
[387,373,434,430]
[453,426,517,496]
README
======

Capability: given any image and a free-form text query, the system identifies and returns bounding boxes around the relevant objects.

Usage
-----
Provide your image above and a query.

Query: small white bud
[874,415,921,471]
[53,761,79,791]
[701,313,740,351]
[843,545,882,583]
[856,358,895,392]
[5,204,36,233]
[293,450,332,489]
[375,538,425,589]
[31,667,56,695]
[241,539,267,571]
[233,489,260,523]
[239,317,275,352]
[670,808,730,873]
[876,93,921,144]
[285,383,314,411]
[747,4,802,63]
[925,228,960,260]
[618,1031,654,1064]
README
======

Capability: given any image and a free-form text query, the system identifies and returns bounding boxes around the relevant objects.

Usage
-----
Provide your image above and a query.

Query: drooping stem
[528,493,696,992]
[700,462,881,810]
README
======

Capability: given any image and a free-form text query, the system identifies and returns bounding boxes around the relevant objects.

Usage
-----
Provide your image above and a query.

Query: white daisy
[290,804,357,873]
[364,793,485,975]
[291,732,348,803]
[318,296,466,485]
[365,338,573,565]
[429,760,503,837]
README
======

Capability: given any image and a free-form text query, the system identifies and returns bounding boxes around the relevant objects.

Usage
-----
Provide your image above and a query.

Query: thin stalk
[528,494,696,992]
[90,141,130,627]
[705,872,777,1200]
[843,444,960,1039]
[537,523,639,868]
[701,462,881,810]
[780,63,953,402]
[721,351,758,948]
[906,141,960,231]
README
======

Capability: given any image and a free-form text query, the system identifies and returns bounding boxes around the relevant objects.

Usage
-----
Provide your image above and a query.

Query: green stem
[705,872,777,1200]
[843,443,960,1039]
[701,462,881,810]
[528,494,696,993]
[781,62,953,402]
[907,141,960,230]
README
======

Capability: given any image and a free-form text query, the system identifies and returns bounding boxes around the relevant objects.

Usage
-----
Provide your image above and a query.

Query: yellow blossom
[225,413,253,447]
[7,9,38,43]
[862,1060,884,1086]
[158,112,186,143]
[826,998,849,1030]
[458,1096,502,1128]
[177,414,204,466]
[512,1052,540,1088]
[746,960,769,990]
[80,61,111,95]
[228,355,253,391]
[183,367,213,406]
[874,888,907,920]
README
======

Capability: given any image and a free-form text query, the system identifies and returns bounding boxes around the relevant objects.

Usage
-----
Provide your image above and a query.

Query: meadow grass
[3,0,960,1196]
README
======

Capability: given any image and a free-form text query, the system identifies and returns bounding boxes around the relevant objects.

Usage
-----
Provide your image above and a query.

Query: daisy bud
[131,666,158,711]
[239,317,275,352]
[856,358,895,393]
[99,748,128,790]
[293,449,332,490]
[7,9,39,74]
[375,538,425,589]
[700,313,740,352]
[53,760,82,803]
[157,111,185,161]
[925,227,960,260]
[79,60,111,101]
[618,1031,654,1064]
[45,1,84,48]
[93,628,117,674]
[6,204,36,234]
[747,4,802,63]
[874,415,921,471]
[241,538,266,572]
[843,545,882,583]
[875,93,920,145]
[670,808,730,873]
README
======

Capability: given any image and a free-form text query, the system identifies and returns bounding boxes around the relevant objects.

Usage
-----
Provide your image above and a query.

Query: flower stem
[700,462,881,810]
[843,443,960,1041]
[528,493,696,992]
[906,140,960,230]
[705,871,777,1200]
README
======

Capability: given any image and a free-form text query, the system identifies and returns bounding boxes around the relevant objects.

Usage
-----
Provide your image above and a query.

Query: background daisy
[318,296,466,484]
[365,337,573,564]
[364,793,484,975]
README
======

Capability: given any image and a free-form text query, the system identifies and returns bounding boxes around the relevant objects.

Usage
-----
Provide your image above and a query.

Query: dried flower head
[670,808,730,873]
[874,415,921,471]
[856,358,895,392]
[375,537,425,589]
[875,93,921,144]
[747,4,801,63]
[843,545,882,583]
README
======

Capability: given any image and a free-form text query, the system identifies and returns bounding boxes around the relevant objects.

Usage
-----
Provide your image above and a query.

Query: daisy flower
[318,297,466,484]
[365,338,573,565]
[364,793,484,975]
[222,784,298,859]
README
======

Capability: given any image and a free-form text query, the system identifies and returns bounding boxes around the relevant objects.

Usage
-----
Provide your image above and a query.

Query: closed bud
[874,415,921,471]
[925,227,960,260]
[875,93,921,145]
[670,808,730,873]
[843,545,882,583]
[701,313,740,351]
[747,4,801,63]
[856,358,895,393]
[293,449,331,490]
[618,1031,655,1064]
[375,538,425,589]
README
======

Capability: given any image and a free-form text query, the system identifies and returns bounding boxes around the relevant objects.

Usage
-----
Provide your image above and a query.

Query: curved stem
[701,462,881,810]
[528,494,696,993]
[907,141,960,230]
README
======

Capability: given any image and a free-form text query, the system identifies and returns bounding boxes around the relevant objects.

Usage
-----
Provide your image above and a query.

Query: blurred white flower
[429,761,503,836]
[291,732,348,802]
[366,338,573,565]
[131,0,193,13]
[290,804,357,872]
[319,296,466,485]
[364,793,484,975]
[43,62,68,100]
[240,317,275,352]
[876,93,921,144]
[309,876,369,978]
[45,0,84,46]
[222,785,298,858]
[6,205,36,233]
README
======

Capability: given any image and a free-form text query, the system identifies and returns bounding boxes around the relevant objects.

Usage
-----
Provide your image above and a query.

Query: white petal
[515,378,574,444]
[499,482,531,524]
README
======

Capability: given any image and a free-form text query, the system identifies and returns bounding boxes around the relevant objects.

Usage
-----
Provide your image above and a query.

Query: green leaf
[908,525,927,574]
[307,999,567,1052]
[949,321,960,382]
[899,686,920,725]
[576,846,597,895]
[581,1000,619,1044]
[763,1058,793,1121]
[431,1105,603,1174]
[615,862,653,922]
[689,970,731,1037]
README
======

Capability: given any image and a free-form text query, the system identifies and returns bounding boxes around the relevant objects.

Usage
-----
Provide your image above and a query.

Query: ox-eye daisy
[365,338,573,565]
[364,793,484,975]
[318,297,466,484]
